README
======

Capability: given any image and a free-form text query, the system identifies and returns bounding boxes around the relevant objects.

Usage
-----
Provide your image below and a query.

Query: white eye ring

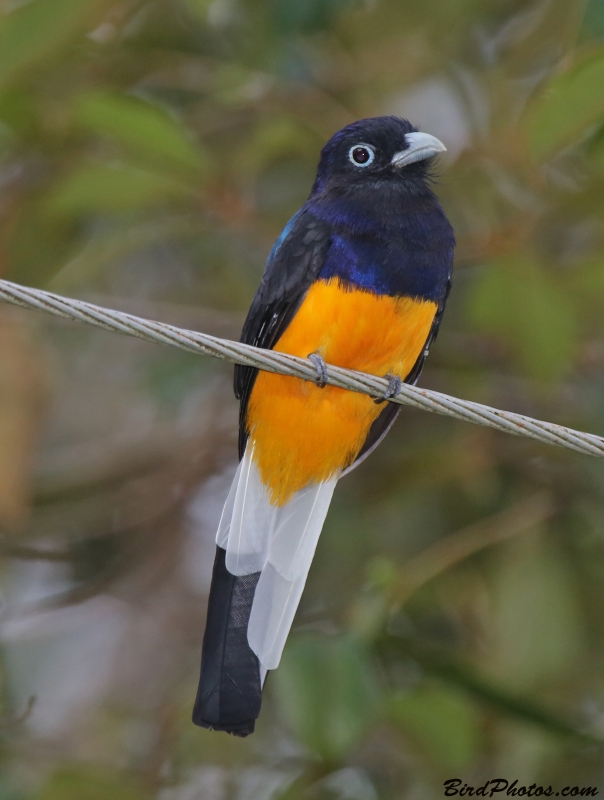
[348,143,375,167]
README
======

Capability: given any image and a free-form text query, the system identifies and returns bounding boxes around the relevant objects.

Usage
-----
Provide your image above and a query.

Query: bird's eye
[348,144,375,167]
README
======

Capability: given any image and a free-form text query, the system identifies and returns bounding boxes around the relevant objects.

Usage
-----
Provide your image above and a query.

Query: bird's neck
[306,182,440,240]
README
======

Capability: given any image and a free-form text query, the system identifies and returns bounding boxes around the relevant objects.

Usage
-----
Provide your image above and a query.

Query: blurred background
[2,0,604,797]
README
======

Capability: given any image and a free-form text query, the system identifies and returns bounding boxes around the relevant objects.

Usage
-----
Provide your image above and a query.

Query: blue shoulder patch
[267,209,303,264]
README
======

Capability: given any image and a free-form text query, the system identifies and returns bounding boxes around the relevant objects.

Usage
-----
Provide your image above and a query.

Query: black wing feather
[235,210,332,458]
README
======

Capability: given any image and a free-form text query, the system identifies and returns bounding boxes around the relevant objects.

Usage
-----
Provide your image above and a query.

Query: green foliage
[272,0,353,35]
[388,684,479,771]
[0,0,111,90]
[31,767,144,800]
[45,163,193,218]
[528,53,604,161]
[582,0,604,40]
[232,116,319,183]
[468,257,578,380]
[74,93,207,176]
[275,633,379,762]
[490,536,584,688]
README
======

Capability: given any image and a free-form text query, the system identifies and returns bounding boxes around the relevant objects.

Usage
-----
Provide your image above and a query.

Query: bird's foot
[374,374,402,404]
[308,352,328,388]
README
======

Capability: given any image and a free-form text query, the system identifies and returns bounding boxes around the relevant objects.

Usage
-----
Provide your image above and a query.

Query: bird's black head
[311,116,446,200]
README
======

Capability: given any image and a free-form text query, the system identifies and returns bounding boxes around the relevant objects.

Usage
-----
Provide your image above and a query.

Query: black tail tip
[192,711,256,737]
[193,547,263,738]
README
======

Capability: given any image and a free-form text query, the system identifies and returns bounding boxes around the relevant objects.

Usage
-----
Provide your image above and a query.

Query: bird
[192,116,455,736]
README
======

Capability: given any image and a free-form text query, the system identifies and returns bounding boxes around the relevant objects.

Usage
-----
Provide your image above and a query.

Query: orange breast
[247,278,437,505]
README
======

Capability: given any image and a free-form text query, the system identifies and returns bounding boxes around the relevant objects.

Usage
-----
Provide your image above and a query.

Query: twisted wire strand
[0,277,603,458]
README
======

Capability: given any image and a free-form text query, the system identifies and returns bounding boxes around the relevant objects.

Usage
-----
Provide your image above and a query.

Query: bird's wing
[235,209,333,458]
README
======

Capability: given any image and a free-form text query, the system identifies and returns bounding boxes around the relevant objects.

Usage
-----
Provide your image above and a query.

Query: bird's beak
[391,132,447,169]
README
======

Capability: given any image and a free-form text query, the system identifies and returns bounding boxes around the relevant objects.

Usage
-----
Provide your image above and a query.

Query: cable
[0,277,602,458]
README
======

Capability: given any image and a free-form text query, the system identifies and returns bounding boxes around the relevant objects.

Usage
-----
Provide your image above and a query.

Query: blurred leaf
[32,766,144,800]
[379,636,600,745]
[581,0,604,41]
[388,684,478,771]
[232,115,318,183]
[273,0,352,35]
[468,256,578,380]
[49,216,200,291]
[0,0,110,91]
[0,87,37,141]
[0,119,13,155]
[275,633,379,763]
[490,534,584,689]
[527,51,604,161]
[571,257,604,302]
[4,196,88,285]
[209,64,273,107]
[181,0,214,24]
[44,163,193,218]
[74,92,207,177]
[587,124,604,173]
[0,761,25,800]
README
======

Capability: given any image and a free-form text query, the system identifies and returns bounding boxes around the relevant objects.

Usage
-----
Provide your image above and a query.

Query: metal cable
[0,277,603,458]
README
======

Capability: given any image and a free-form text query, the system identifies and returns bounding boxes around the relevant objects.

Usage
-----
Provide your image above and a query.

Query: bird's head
[311,116,446,200]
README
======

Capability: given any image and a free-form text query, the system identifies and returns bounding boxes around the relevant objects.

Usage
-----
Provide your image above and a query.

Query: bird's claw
[308,353,328,388]
[374,374,402,404]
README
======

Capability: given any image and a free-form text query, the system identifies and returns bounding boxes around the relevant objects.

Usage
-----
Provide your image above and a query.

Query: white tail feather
[215,460,242,549]
[216,445,337,671]
[248,565,308,670]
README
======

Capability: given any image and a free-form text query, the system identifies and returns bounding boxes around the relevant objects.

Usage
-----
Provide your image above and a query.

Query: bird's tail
[192,447,337,735]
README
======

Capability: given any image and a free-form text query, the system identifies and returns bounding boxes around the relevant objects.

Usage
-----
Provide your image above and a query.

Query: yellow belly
[246,277,437,505]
